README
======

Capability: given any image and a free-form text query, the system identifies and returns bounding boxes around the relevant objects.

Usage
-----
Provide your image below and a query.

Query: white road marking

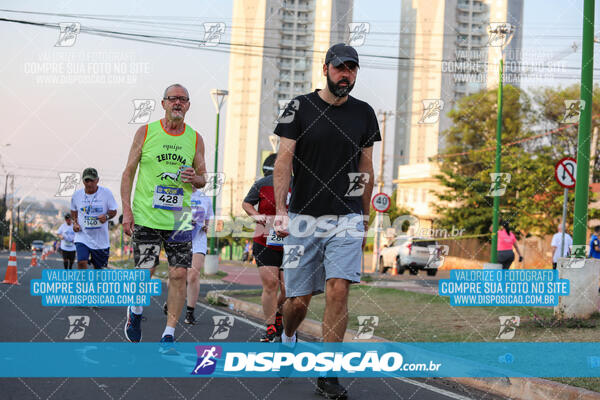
[195,301,265,331]
[395,378,477,400]
[196,302,476,400]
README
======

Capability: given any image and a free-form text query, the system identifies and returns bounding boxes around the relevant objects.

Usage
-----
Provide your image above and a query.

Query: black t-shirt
[274,90,381,217]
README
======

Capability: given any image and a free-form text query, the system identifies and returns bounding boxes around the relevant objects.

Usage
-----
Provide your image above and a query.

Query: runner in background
[163,187,213,324]
[56,213,76,269]
[71,168,118,270]
[496,220,523,269]
[242,154,290,342]
[550,223,572,269]
[589,226,600,259]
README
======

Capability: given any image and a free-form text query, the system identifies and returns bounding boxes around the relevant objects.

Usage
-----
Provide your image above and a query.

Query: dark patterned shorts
[132,224,192,269]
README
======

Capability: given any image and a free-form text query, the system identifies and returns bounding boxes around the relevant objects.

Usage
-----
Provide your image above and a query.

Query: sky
[0,0,598,215]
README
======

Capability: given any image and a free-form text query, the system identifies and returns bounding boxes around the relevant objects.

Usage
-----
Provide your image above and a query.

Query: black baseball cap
[262,154,276,176]
[64,213,71,219]
[82,167,99,180]
[325,43,360,67]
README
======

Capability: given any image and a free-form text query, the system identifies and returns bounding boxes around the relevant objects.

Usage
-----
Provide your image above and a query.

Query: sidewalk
[219,261,262,286]
[217,260,444,295]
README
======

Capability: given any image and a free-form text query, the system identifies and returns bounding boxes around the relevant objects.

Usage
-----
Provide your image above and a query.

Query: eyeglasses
[164,96,189,103]
[83,178,95,183]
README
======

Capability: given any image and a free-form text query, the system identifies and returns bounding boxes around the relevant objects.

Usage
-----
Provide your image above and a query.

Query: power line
[432,113,600,159]
[0,15,597,76]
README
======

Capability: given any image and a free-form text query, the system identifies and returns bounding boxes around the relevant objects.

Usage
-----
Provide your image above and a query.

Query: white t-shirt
[71,186,118,250]
[57,222,76,251]
[551,232,573,262]
[191,190,213,231]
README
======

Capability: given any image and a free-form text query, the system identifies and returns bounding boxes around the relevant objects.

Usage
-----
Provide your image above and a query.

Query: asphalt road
[0,251,505,400]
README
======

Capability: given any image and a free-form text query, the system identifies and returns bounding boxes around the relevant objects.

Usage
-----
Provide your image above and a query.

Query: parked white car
[379,237,447,276]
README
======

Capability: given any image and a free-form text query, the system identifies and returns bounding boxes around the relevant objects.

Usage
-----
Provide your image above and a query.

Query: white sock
[130,306,143,315]
[162,326,175,337]
[281,331,296,343]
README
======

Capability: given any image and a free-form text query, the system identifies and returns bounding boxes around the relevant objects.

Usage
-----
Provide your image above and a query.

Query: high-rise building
[221,0,353,216]
[393,0,523,224]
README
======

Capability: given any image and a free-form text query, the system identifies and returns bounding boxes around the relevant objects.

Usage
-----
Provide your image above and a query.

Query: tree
[531,84,600,183]
[433,84,599,238]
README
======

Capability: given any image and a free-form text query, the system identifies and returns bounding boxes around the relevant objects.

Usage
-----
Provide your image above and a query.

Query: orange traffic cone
[30,249,38,267]
[2,243,19,285]
[390,264,398,276]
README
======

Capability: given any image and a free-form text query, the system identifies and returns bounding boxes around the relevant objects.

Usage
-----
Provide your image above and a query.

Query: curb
[206,290,600,400]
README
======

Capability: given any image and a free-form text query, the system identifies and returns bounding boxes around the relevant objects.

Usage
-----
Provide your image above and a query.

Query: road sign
[555,157,577,189]
[371,193,391,213]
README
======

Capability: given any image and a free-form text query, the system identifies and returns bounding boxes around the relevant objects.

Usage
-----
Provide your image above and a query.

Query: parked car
[31,240,44,252]
[379,237,445,276]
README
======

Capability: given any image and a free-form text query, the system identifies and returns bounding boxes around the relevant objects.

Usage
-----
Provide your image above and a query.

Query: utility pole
[488,23,515,266]
[8,175,14,251]
[207,89,228,274]
[554,0,597,320]
[372,111,392,273]
[229,179,233,260]
[1,175,6,249]
[572,0,595,253]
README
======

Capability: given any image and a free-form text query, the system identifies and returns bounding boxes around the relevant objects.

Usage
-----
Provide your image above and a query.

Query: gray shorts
[283,213,364,297]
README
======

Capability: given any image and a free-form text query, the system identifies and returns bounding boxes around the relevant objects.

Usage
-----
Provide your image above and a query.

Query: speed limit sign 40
[372,193,391,213]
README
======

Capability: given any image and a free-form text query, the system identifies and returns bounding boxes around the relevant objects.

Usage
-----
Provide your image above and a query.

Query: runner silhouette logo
[65,316,90,340]
[191,345,222,375]
[210,316,234,340]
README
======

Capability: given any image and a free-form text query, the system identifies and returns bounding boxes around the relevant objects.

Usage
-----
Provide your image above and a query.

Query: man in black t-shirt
[273,43,380,399]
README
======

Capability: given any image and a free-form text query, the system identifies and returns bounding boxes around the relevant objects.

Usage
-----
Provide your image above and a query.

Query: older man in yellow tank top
[120,83,207,343]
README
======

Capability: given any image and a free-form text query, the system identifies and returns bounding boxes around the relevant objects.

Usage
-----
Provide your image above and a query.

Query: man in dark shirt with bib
[273,43,380,399]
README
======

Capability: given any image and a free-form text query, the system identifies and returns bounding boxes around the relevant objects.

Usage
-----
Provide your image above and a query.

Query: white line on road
[395,378,477,400]
[195,302,476,400]
[195,301,265,331]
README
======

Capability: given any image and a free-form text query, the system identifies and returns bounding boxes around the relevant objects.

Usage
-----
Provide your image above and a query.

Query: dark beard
[326,73,354,97]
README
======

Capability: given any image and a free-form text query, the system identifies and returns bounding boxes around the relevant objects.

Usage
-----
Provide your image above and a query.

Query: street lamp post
[208,89,228,262]
[489,24,515,266]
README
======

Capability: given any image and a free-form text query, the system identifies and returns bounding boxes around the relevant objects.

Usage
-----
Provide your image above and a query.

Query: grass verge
[227,285,600,392]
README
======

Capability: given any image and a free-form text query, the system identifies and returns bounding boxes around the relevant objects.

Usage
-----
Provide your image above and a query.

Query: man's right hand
[252,214,267,226]
[73,223,81,233]
[273,211,290,238]
[122,209,135,236]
